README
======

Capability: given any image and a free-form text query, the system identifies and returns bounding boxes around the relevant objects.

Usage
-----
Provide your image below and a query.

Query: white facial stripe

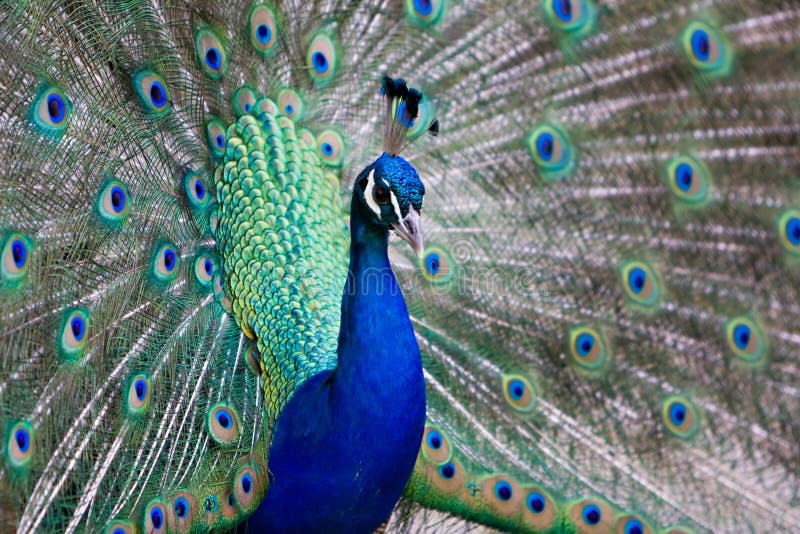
[389,190,403,224]
[363,169,382,217]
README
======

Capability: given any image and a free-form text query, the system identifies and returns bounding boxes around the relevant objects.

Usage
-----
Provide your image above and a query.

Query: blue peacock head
[351,76,438,256]
[355,153,425,256]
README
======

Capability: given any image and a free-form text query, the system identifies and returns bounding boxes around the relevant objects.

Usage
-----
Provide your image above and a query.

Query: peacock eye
[372,183,391,205]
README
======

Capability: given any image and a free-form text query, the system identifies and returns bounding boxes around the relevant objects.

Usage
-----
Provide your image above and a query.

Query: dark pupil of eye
[373,185,390,204]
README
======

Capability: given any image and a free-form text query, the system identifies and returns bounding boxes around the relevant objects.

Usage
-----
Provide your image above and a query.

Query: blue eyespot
[174,497,189,518]
[60,309,90,361]
[71,316,85,341]
[7,421,34,468]
[575,333,594,357]
[196,30,227,79]
[150,82,166,107]
[405,0,445,26]
[582,503,601,525]
[413,0,433,16]
[96,178,130,228]
[150,508,162,529]
[624,518,644,534]
[438,462,456,479]
[249,5,278,53]
[204,259,213,276]
[311,51,328,73]
[422,426,450,463]
[47,93,66,123]
[241,473,253,494]
[133,72,170,115]
[779,210,800,254]
[690,29,710,62]
[206,48,221,70]
[536,132,554,160]
[31,86,72,135]
[112,529,125,534]
[628,268,646,294]
[621,261,659,306]
[216,411,231,429]
[544,0,596,35]
[11,239,26,269]
[207,403,240,445]
[726,317,767,364]
[285,104,294,115]
[425,253,440,275]
[502,374,536,412]
[134,379,147,401]
[306,33,338,83]
[15,428,29,453]
[681,21,732,77]
[494,481,512,501]
[321,142,333,156]
[508,379,525,402]
[527,492,546,514]
[527,124,576,180]
[426,430,442,450]
[151,242,181,285]
[675,163,693,191]
[194,180,205,200]
[163,249,175,272]
[662,396,699,438]
[278,88,304,121]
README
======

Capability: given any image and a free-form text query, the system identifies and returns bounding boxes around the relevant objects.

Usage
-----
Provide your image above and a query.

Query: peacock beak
[391,207,423,258]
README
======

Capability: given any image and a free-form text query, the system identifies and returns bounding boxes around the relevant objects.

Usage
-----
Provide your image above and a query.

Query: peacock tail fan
[0,0,798,533]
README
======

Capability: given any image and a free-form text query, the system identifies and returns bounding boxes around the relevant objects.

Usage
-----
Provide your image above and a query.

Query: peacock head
[354,152,425,257]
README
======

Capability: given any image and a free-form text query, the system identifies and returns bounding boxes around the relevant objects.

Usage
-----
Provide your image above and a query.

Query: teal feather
[1,1,799,533]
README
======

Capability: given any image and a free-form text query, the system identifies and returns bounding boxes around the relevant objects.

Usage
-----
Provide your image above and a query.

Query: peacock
[0,0,798,532]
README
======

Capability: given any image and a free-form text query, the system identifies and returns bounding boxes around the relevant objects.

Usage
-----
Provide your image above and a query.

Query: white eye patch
[363,169,402,222]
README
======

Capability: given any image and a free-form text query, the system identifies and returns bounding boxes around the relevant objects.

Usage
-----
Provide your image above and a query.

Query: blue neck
[250,194,426,533]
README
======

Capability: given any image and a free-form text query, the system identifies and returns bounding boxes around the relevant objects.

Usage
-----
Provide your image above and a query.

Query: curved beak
[391,208,424,258]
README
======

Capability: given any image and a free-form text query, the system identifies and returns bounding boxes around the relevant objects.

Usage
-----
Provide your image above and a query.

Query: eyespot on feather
[2,232,32,283]
[420,246,453,283]
[143,500,167,533]
[662,396,699,439]
[151,242,181,286]
[615,515,654,534]
[306,32,339,84]
[207,403,241,445]
[681,21,732,77]
[480,475,523,517]
[30,85,71,135]
[103,520,135,534]
[666,156,710,204]
[233,459,267,512]
[405,0,446,26]
[316,129,345,167]
[502,374,537,412]
[233,86,257,117]
[522,487,556,531]
[778,210,800,255]
[184,172,210,211]
[725,317,767,364]
[245,343,262,375]
[126,374,151,416]
[195,29,227,79]
[421,425,451,464]
[621,261,660,306]
[543,0,596,35]
[249,5,278,54]
[425,458,465,494]
[59,309,90,362]
[527,124,576,180]
[193,251,217,289]
[6,421,34,469]
[206,118,227,159]
[570,499,614,533]
[277,88,304,121]
[568,327,608,372]
[166,491,198,532]
[133,71,170,115]
[96,178,130,228]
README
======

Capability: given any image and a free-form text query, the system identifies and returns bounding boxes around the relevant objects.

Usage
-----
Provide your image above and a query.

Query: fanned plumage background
[1,0,799,532]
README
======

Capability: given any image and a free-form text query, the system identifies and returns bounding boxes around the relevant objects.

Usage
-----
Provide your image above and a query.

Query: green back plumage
[1,0,798,532]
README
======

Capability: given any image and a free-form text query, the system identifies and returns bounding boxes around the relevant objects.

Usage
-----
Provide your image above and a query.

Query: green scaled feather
[1,0,799,533]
